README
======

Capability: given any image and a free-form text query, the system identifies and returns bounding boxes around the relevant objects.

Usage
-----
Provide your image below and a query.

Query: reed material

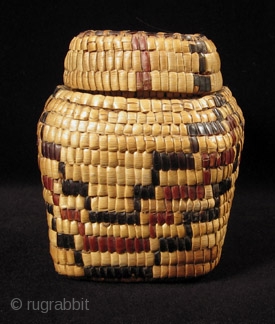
[37,79,244,281]
[63,30,222,95]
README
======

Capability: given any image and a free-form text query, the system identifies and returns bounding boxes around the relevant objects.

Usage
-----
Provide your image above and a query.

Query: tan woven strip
[64,49,221,73]
[69,30,217,53]
[63,70,223,94]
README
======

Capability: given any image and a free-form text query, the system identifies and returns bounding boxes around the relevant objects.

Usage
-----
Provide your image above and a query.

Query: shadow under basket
[37,30,244,282]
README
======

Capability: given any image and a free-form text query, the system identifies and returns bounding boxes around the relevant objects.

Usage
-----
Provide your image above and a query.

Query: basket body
[37,31,244,281]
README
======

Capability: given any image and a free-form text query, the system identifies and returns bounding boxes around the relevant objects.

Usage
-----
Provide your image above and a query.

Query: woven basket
[37,30,244,281]
[63,30,222,95]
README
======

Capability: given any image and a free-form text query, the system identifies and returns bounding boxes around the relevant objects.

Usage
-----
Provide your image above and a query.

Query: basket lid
[63,30,223,96]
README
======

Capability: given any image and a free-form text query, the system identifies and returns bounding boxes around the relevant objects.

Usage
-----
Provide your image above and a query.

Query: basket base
[51,249,222,282]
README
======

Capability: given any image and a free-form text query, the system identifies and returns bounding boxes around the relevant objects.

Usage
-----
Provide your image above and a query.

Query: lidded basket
[37,30,244,281]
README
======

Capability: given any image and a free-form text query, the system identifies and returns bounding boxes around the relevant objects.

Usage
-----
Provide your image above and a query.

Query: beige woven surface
[37,83,244,281]
[68,30,218,52]
[63,30,222,94]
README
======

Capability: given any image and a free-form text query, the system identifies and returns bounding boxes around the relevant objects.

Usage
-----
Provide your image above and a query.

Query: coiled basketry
[63,30,222,95]
[37,30,244,281]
